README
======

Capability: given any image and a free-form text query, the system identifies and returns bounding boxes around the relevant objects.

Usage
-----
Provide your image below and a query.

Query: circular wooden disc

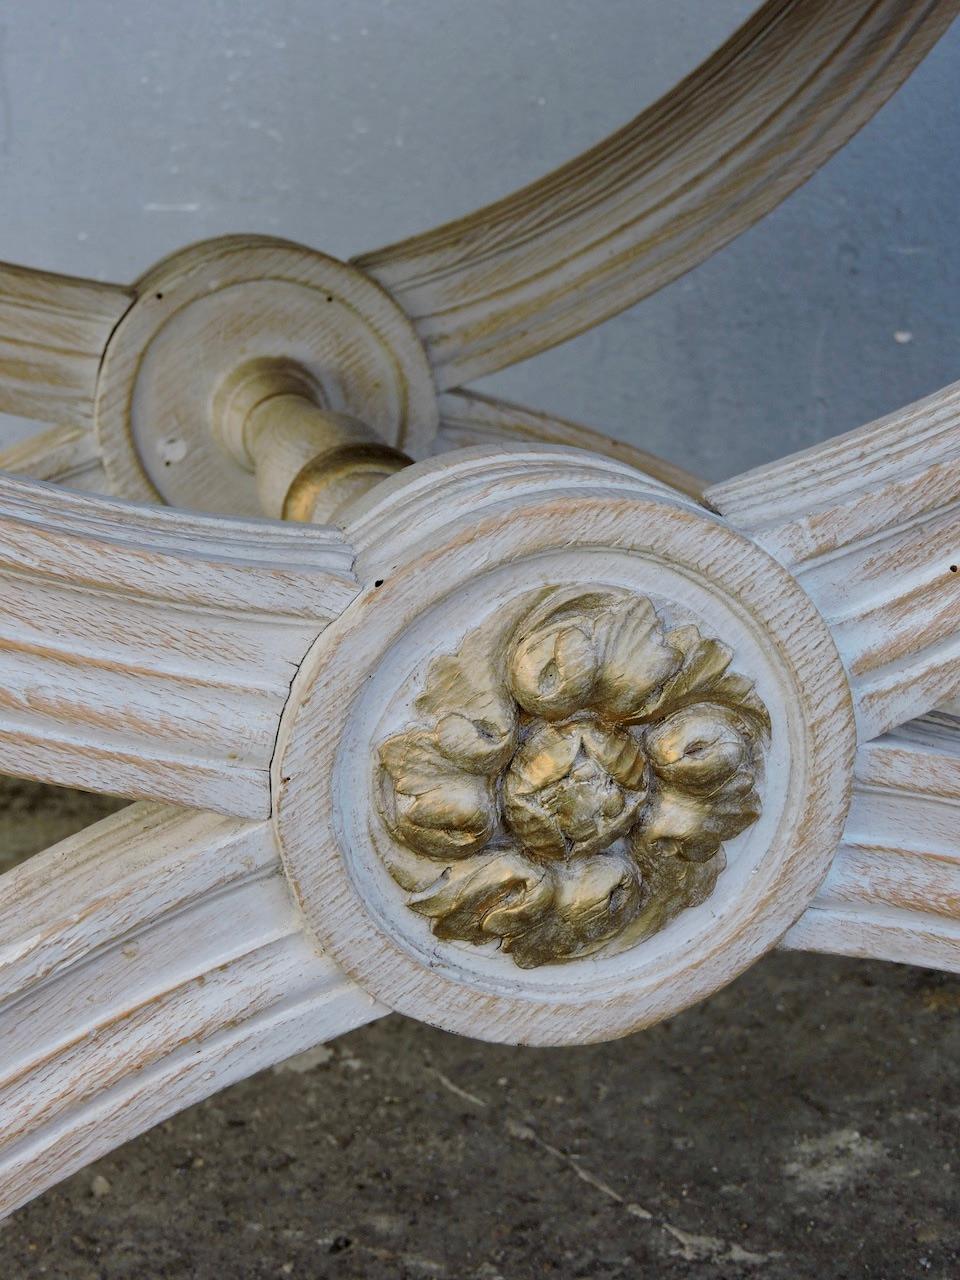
[95,235,438,514]
[273,448,856,1045]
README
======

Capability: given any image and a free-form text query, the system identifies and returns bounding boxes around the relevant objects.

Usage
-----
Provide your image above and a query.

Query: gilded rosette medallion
[376,587,770,968]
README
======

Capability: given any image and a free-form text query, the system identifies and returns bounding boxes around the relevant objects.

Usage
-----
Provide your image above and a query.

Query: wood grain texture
[0,424,107,492]
[0,471,358,816]
[95,237,439,515]
[0,803,383,1219]
[0,262,131,427]
[435,389,705,501]
[355,0,960,388]
[277,445,855,1044]
[707,379,960,741]
[782,711,960,973]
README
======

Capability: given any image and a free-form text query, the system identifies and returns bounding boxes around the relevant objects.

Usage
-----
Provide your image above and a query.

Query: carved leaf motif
[633,768,761,864]
[378,729,496,859]
[619,843,726,949]
[503,849,644,969]
[416,617,518,774]
[590,595,681,720]
[639,625,771,736]
[409,848,552,945]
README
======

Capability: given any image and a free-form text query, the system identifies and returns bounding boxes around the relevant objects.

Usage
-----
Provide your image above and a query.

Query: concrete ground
[1,782,958,1280]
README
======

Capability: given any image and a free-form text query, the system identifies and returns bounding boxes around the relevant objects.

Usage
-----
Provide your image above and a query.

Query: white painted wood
[95,237,439,515]
[0,0,954,1222]
[782,711,960,972]
[276,445,855,1045]
[0,261,132,427]
[0,802,384,1219]
[707,379,960,741]
[0,424,107,492]
[355,0,960,387]
[435,389,704,501]
[0,470,357,816]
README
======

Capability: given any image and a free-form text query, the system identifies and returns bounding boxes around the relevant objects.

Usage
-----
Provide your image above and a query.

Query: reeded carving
[376,588,770,968]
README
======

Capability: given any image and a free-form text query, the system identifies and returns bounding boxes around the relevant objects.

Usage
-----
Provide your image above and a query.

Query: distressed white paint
[0,803,384,1219]
[783,711,960,970]
[0,470,357,815]
[708,379,960,739]
[0,0,954,1220]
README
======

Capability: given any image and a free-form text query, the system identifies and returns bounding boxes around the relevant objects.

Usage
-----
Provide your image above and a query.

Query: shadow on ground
[1,782,958,1278]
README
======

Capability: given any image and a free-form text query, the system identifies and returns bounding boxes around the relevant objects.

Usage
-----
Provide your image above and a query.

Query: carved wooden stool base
[0,0,956,1218]
[273,449,855,1044]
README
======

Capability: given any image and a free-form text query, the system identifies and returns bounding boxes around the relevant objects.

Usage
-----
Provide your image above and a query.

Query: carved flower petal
[591,596,681,720]
[409,848,550,945]
[504,722,648,860]
[635,770,761,864]
[645,705,749,792]
[416,615,518,774]
[509,621,598,720]
[508,722,582,796]
[502,773,567,860]
[379,729,496,859]
[581,721,649,791]
[641,625,771,737]
[503,848,644,968]
[616,844,726,949]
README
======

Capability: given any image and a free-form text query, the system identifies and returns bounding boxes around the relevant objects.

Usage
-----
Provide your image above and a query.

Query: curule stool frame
[0,0,958,1218]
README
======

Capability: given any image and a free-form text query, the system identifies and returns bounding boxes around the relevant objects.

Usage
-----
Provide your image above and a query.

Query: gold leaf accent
[373,585,770,967]
[633,768,761,864]
[503,849,644,969]
[617,843,726,950]
[591,595,681,720]
[507,588,681,723]
[645,704,750,792]
[502,721,648,860]
[409,848,551,945]
[508,589,603,719]
[639,625,771,736]
[378,729,496,859]
[416,615,518,774]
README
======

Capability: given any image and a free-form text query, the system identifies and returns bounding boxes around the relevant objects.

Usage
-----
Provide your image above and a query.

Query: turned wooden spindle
[213,359,411,523]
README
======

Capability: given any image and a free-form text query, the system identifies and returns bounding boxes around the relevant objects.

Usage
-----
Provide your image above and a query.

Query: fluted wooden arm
[355,0,960,386]
[707,379,960,738]
[0,0,957,1227]
[0,262,131,426]
[783,712,960,970]
[0,473,357,816]
[0,804,382,1216]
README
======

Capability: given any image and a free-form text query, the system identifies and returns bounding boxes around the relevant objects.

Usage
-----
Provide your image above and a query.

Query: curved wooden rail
[0,262,131,427]
[0,473,357,816]
[356,0,960,388]
[783,711,960,971]
[1,1,955,437]
[0,803,382,1218]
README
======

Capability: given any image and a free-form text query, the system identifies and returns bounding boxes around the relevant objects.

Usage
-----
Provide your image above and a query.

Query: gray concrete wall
[1,2,957,481]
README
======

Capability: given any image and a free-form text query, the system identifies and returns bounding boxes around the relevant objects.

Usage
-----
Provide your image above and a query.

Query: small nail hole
[155,291,164,300]
[374,578,384,588]
[951,565,958,573]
